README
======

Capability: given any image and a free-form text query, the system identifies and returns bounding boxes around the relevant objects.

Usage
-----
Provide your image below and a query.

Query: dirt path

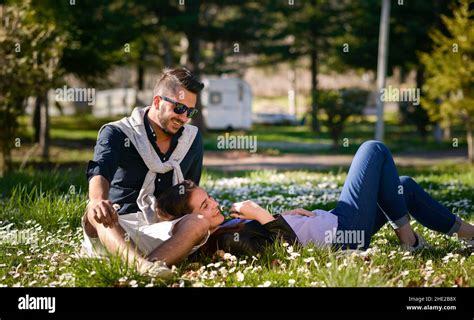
[204,149,468,171]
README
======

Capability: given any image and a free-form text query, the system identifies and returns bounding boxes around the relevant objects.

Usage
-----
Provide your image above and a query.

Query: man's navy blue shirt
[86,110,203,215]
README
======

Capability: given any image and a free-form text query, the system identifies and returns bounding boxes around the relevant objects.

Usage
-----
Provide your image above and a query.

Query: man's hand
[87,175,116,228]
[87,199,118,228]
[281,208,315,217]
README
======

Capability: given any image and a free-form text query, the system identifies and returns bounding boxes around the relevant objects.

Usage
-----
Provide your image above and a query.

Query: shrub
[317,88,368,148]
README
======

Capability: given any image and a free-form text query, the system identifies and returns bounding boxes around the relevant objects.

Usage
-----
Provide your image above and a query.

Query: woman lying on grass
[157,141,474,257]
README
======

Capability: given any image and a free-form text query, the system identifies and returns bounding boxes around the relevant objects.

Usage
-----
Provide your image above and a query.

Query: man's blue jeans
[330,140,462,249]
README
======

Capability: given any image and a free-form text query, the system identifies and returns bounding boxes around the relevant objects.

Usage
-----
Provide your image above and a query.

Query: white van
[93,88,136,118]
[201,77,252,130]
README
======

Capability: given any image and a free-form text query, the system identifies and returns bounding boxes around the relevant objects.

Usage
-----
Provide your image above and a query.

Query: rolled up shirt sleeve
[86,125,125,183]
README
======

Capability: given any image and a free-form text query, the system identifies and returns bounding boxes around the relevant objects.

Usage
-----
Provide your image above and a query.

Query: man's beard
[157,110,175,136]
[158,118,174,136]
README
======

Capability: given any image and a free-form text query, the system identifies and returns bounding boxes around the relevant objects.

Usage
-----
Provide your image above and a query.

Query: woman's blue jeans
[330,140,462,249]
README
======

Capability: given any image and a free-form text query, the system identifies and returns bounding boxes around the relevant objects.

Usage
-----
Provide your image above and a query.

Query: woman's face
[188,187,224,228]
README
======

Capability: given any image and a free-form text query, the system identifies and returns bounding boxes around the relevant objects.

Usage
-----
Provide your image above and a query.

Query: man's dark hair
[153,67,204,97]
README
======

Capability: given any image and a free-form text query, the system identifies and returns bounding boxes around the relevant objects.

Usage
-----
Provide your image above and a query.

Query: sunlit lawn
[15,111,467,160]
[0,165,472,287]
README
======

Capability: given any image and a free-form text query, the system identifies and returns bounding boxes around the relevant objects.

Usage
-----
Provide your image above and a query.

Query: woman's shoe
[401,233,428,252]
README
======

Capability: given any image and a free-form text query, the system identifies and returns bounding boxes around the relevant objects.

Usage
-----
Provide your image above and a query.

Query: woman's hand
[229,200,275,224]
[281,208,315,217]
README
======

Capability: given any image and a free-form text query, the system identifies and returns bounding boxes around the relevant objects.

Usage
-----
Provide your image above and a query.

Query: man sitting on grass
[81,67,209,276]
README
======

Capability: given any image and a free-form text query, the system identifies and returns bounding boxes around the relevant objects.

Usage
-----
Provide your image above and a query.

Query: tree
[318,88,368,148]
[391,0,453,141]
[0,0,65,175]
[333,0,454,139]
[334,1,452,70]
[42,0,144,85]
[398,100,433,142]
[148,0,270,133]
[25,0,147,159]
[420,0,474,162]
[253,0,344,134]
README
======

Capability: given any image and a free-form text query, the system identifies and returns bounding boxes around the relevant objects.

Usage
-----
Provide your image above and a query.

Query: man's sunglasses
[159,96,199,119]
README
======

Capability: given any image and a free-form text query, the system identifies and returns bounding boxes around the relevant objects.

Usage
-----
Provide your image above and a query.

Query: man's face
[152,86,197,135]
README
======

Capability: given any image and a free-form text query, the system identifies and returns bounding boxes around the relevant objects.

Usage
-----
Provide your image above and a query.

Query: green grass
[15,111,468,161]
[203,114,467,155]
[0,165,472,287]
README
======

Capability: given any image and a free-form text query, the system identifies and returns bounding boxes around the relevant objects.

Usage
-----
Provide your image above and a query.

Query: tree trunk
[0,143,11,177]
[433,123,443,144]
[39,93,50,160]
[0,152,5,178]
[416,68,429,142]
[137,63,145,92]
[162,38,173,68]
[443,121,452,141]
[137,41,147,91]
[187,35,207,134]
[288,64,297,117]
[331,132,340,150]
[0,105,15,177]
[467,121,474,163]
[310,45,320,133]
[33,95,42,143]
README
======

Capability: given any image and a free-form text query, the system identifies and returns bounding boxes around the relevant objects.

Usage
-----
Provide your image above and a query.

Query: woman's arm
[229,200,275,224]
[229,201,315,222]
[228,201,299,246]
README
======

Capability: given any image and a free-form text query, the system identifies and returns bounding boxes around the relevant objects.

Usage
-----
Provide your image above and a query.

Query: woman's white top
[282,209,338,247]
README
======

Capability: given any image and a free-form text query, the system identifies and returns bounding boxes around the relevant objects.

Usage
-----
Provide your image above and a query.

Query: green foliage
[333,0,454,73]
[143,1,271,75]
[420,0,474,126]
[420,0,474,160]
[398,101,433,141]
[317,89,369,147]
[36,0,145,85]
[255,0,343,65]
[250,0,347,133]
[0,0,65,175]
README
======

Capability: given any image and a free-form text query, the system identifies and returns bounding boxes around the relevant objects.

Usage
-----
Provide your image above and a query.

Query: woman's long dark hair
[156,180,246,255]
[156,180,197,220]
[199,221,246,256]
